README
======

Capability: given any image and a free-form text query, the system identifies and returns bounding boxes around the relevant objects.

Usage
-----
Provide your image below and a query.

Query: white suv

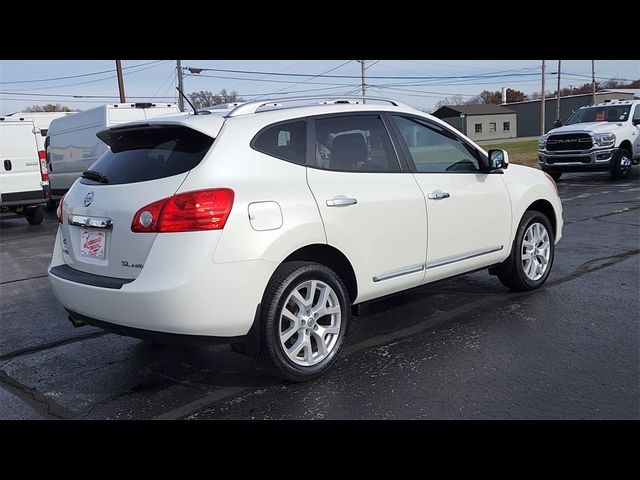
[48,97,563,382]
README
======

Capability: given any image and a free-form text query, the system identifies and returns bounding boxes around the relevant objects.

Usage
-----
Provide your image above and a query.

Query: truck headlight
[538,135,547,149]
[593,133,616,146]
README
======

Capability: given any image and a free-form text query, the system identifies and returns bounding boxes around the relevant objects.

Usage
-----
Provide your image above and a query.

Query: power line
[183,65,548,80]
[1,62,172,92]
[185,72,354,87]
[255,60,355,97]
[0,60,165,85]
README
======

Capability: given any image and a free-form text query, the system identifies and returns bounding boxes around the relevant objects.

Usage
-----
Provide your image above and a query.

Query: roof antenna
[176,87,199,115]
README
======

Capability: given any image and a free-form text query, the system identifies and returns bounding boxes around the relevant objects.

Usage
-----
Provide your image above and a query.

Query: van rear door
[107,104,181,126]
[0,120,44,203]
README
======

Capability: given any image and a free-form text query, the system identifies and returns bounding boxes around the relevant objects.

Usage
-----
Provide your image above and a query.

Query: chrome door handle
[427,191,450,200]
[326,196,358,207]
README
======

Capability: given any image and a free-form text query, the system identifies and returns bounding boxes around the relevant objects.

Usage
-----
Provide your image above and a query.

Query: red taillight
[56,194,65,224]
[131,188,234,233]
[38,150,49,181]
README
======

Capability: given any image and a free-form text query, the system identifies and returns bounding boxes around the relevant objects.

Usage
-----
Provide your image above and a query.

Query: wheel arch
[278,243,358,303]
[618,140,633,154]
[525,199,557,237]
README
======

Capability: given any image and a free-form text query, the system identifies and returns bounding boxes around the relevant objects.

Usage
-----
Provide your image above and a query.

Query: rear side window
[313,115,400,172]
[84,125,214,185]
[252,120,307,165]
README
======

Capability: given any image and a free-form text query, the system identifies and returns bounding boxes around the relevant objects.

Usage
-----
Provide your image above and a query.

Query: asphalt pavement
[1,170,638,419]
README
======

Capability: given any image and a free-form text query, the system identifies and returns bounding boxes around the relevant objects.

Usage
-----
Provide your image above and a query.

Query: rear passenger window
[252,120,307,165]
[313,115,400,172]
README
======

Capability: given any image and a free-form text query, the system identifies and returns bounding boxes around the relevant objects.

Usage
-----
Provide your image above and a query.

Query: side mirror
[553,119,563,128]
[633,118,640,126]
[488,149,509,171]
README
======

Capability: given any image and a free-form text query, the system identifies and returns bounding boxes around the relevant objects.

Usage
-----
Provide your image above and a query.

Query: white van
[0,116,49,224]
[46,103,180,201]
[5,111,75,141]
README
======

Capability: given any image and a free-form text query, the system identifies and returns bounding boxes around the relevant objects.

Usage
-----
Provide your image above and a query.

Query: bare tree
[188,89,243,109]
[24,104,76,112]
[434,94,481,110]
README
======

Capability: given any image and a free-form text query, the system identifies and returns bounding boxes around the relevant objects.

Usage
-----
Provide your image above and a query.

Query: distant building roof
[603,88,640,99]
[432,104,515,117]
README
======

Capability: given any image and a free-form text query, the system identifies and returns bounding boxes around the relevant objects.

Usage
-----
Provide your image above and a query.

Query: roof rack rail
[225,95,407,117]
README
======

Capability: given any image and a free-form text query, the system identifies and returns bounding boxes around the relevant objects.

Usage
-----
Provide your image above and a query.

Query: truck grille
[546,133,593,151]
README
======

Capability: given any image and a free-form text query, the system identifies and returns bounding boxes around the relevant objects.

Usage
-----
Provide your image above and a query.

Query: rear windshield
[81,125,214,185]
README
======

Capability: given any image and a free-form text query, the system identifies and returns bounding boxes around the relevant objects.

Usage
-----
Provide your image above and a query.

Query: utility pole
[541,60,546,135]
[360,60,366,97]
[115,60,126,103]
[177,60,185,112]
[591,60,596,104]
[556,60,562,123]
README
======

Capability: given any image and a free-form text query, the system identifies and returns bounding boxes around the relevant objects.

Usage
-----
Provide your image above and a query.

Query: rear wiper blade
[82,170,109,184]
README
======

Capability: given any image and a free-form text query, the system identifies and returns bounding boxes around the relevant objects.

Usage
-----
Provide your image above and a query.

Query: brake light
[38,150,49,181]
[131,188,234,233]
[56,194,65,224]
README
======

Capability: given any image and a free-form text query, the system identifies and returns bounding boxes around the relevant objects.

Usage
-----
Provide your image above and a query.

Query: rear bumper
[48,228,277,337]
[66,309,247,345]
[0,189,46,207]
[538,147,617,172]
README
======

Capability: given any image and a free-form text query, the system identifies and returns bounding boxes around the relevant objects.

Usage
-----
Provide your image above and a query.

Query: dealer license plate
[80,230,106,259]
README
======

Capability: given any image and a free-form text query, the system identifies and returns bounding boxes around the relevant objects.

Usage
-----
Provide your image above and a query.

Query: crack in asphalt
[0,274,49,286]
[154,386,249,420]
[548,248,640,287]
[565,206,640,224]
[0,331,108,362]
[0,370,75,419]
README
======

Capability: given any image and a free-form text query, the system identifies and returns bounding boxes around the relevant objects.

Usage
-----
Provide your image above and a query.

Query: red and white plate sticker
[80,230,106,259]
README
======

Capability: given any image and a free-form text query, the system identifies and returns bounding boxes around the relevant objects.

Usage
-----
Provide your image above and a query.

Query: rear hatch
[59,123,216,279]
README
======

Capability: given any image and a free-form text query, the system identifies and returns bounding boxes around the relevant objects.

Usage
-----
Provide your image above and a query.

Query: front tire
[255,261,350,382]
[611,148,632,180]
[25,205,44,225]
[495,211,555,291]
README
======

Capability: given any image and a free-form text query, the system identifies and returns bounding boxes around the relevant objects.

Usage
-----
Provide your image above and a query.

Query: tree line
[435,78,639,110]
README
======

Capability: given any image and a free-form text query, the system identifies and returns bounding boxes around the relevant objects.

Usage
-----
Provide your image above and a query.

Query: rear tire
[610,148,632,180]
[255,261,350,382]
[495,211,555,291]
[25,205,44,225]
[45,199,57,212]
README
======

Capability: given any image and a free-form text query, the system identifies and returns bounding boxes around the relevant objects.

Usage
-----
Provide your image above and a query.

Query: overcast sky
[0,60,638,114]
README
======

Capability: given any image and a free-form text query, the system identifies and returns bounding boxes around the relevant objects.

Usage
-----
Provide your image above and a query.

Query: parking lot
[0,171,638,420]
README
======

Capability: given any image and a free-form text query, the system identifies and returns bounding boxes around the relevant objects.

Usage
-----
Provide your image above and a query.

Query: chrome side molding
[426,245,503,269]
[372,263,425,283]
[372,245,504,282]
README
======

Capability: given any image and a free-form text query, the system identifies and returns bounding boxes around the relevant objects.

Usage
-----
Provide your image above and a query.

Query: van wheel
[495,211,555,291]
[45,199,57,212]
[255,261,350,382]
[25,205,45,225]
[611,148,632,180]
